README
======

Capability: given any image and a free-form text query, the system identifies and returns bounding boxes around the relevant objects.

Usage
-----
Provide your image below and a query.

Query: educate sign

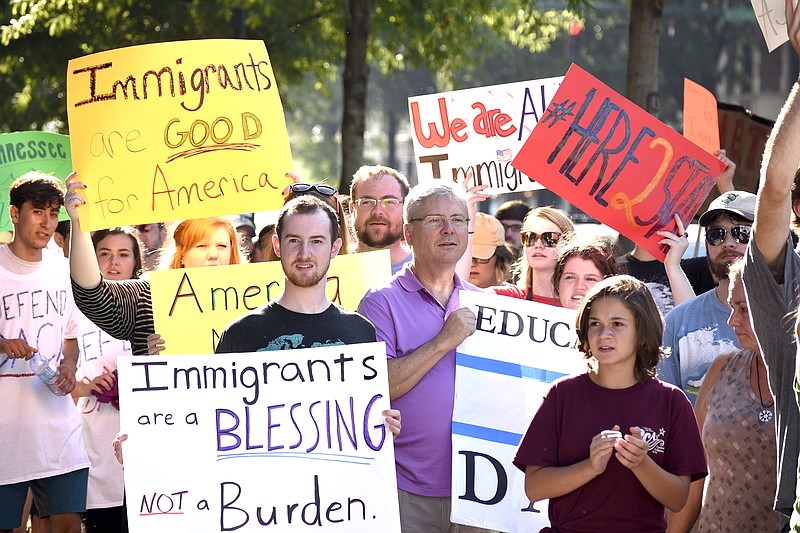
[66,39,293,231]
[408,77,563,194]
[117,343,400,532]
[150,250,391,354]
[512,64,724,261]
[0,131,72,232]
[451,291,584,532]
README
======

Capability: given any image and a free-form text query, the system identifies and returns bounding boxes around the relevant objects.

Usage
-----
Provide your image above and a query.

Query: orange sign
[512,64,724,261]
[683,78,720,154]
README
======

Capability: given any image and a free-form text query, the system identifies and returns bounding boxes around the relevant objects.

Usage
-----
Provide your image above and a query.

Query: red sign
[512,64,725,261]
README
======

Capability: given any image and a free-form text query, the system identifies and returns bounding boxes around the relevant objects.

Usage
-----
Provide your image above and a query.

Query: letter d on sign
[458,451,507,506]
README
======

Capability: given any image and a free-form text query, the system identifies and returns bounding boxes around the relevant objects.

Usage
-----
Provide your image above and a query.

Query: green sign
[0,131,72,233]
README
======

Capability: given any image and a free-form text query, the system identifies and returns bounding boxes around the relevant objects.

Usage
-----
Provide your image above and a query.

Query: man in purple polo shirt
[358,183,491,533]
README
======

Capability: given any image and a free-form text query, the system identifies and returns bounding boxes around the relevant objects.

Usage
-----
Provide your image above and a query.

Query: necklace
[755,355,774,424]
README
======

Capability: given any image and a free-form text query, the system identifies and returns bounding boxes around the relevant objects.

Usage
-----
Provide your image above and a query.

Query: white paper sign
[408,77,563,194]
[751,0,794,52]
[118,343,400,532]
[451,291,585,532]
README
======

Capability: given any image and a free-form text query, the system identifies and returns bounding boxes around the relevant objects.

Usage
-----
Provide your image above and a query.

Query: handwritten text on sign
[512,64,724,261]
[451,291,584,532]
[118,343,399,532]
[66,40,293,231]
[408,77,562,194]
[151,250,391,354]
[0,131,72,233]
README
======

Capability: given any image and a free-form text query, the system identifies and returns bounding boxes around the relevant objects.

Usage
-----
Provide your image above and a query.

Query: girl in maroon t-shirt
[514,275,707,532]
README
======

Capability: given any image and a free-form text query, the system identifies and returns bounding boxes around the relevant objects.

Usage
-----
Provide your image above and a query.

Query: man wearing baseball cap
[469,213,515,288]
[659,190,756,405]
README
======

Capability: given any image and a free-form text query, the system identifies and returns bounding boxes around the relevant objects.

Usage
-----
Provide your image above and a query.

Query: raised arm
[752,0,800,273]
[64,173,102,289]
[659,214,695,306]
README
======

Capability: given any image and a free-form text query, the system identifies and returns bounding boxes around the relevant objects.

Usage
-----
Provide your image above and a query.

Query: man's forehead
[416,195,465,214]
[356,174,403,197]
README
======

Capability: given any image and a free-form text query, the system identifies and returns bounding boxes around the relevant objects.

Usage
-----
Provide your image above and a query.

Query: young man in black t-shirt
[215,196,375,353]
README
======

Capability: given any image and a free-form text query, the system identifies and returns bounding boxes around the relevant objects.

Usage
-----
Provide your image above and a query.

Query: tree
[1,0,589,190]
[626,0,664,114]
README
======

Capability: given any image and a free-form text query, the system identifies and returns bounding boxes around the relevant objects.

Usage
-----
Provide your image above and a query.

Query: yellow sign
[150,250,391,354]
[66,40,293,231]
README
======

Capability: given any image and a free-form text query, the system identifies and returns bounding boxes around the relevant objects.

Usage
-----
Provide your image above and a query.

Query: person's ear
[331,237,342,258]
[272,232,281,258]
[9,205,19,225]
[403,224,413,246]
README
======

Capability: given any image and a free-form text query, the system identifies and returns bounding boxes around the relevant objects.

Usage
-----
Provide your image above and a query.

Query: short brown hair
[552,237,619,297]
[575,275,665,383]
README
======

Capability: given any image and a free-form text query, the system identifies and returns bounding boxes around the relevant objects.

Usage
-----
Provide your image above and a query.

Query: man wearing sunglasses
[740,12,800,526]
[658,191,755,407]
[350,165,413,275]
[358,183,493,533]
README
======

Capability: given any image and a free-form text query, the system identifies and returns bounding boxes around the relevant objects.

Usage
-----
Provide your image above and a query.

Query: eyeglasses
[705,225,751,246]
[408,215,470,229]
[354,198,402,210]
[471,254,495,265]
[501,222,523,233]
[290,183,337,197]
[520,231,561,248]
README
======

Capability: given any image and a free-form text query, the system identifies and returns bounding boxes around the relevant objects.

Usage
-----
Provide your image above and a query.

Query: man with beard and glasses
[657,191,755,406]
[350,165,412,275]
[214,196,376,353]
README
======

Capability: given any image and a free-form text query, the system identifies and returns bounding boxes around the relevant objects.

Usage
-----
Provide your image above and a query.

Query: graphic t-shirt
[514,373,707,532]
[215,301,376,353]
[0,246,88,485]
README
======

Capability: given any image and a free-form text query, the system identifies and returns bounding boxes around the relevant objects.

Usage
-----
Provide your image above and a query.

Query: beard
[357,217,403,248]
[283,259,329,288]
[708,250,743,280]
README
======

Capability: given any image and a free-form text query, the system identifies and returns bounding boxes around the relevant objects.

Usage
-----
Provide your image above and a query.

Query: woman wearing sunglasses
[493,206,575,305]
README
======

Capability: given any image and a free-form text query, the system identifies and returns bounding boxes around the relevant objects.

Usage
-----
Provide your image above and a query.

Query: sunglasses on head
[520,231,561,248]
[290,183,337,197]
[705,225,751,246]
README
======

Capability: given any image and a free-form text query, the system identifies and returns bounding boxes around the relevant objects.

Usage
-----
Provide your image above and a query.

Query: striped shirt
[71,277,154,356]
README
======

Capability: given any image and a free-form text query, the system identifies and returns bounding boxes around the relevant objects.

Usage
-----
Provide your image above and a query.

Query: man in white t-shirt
[0,172,88,533]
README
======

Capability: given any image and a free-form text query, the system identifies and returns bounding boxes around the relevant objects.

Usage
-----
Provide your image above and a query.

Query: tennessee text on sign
[408,77,562,194]
[451,291,584,532]
[66,39,293,231]
[151,250,391,354]
[117,343,400,532]
[512,64,724,261]
[0,131,72,233]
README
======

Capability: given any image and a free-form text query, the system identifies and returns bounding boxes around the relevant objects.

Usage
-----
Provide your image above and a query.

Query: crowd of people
[5,9,800,533]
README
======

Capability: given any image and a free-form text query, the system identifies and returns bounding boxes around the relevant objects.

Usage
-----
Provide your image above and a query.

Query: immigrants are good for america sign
[451,291,584,532]
[118,343,400,532]
[67,39,293,231]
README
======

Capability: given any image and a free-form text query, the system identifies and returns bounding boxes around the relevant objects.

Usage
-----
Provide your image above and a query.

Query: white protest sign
[408,77,562,194]
[118,343,400,532]
[451,291,585,532]
[751,0,795,52]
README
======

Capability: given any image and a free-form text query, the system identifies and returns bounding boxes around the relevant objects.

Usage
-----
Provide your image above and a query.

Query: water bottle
[29,353,64,395]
